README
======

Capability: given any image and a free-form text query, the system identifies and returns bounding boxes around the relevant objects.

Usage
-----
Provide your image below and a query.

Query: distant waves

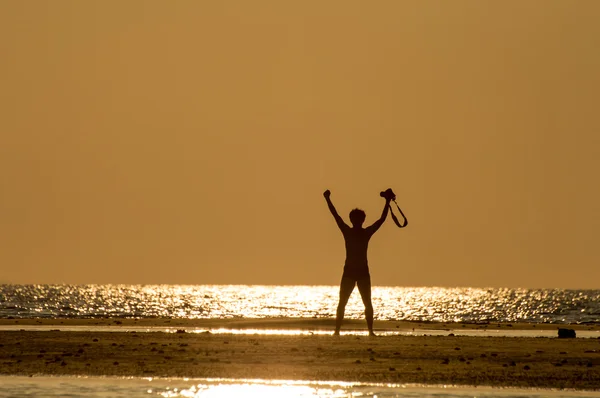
[1,285,599,324]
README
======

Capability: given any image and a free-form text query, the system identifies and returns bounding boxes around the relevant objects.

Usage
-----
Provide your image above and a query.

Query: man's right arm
[323,190,348,231]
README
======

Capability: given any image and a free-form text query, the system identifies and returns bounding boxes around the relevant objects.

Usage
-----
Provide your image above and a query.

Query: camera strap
[389,200,408,228]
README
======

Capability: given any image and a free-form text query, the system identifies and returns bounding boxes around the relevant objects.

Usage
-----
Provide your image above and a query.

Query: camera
[380,188,396,201]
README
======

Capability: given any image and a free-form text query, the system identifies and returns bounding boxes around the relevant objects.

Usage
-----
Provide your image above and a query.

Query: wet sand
[2,317,599,332]
[1,319,599,390]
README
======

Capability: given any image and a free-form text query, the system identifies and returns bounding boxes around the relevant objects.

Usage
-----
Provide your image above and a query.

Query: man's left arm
[366,198,391,234]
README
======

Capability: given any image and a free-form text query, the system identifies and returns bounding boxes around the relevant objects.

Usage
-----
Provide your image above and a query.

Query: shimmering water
[1,285,599,324]
[0,376,598,398]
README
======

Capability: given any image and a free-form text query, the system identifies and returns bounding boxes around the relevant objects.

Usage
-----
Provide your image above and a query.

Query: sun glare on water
[156,379,368,398]
[159,384,326,398]
[2,284,599,324]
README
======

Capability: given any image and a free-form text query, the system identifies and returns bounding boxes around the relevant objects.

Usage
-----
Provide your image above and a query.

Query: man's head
[349,208,366,227]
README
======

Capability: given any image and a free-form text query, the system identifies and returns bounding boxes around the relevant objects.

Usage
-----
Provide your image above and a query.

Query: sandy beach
[1,318,599,390]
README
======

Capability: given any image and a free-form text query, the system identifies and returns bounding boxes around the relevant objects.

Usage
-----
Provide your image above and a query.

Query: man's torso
[342,227,374,278]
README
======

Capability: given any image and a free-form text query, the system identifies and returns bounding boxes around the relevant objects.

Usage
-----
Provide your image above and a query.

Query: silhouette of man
[323,189,391,336]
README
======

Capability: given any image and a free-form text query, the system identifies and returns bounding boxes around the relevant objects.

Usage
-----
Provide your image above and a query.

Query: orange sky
[1,2,599,288]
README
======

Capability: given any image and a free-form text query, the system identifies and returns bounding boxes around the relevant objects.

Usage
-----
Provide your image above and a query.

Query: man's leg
[357,277,375,336]
[335,276,356,335]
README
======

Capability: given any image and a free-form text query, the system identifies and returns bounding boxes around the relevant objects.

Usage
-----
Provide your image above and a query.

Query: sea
[1,284,599,324]
[1,285,599,397]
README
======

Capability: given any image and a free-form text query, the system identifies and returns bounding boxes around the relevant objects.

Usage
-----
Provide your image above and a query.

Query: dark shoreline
[2,317,599,331]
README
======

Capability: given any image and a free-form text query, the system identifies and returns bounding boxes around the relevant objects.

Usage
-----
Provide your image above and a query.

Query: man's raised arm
[366,197,392,234]
[323,190,348,231]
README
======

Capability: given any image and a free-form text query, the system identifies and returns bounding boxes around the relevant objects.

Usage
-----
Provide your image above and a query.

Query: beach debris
[176,329,185,333]
[355,360,361,364]
[558,328,576,338]
[92,338,98,342]
[113,361,119,365]
[389,367,396,371]
[416,367,422,371]
[448,333,455,337]
[454,347,461,350]
[441,358,449,365]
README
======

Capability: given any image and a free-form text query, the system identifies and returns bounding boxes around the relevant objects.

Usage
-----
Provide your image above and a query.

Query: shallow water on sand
[1,324,600,338]
[0,376,598,398]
